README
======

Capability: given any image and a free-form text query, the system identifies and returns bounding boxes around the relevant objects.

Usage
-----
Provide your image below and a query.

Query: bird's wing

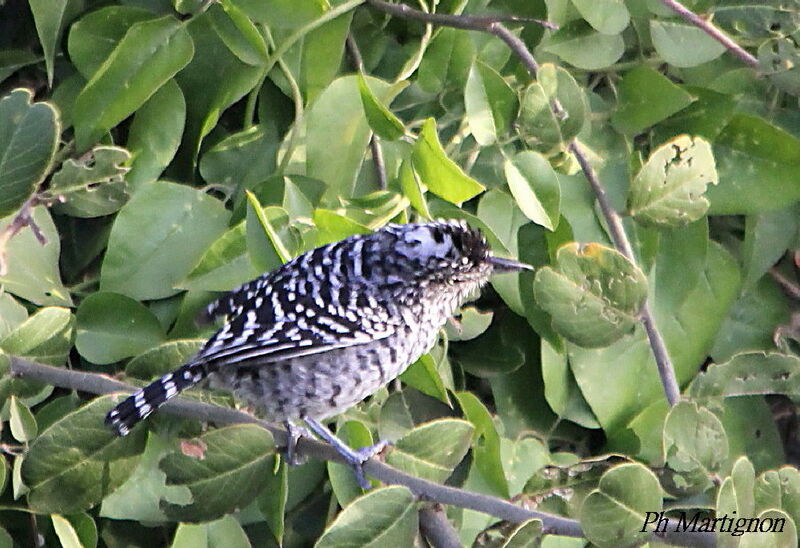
[195,275,399,365]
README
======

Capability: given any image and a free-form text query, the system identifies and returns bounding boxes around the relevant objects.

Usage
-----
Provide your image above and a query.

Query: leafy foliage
[1,0,800,546]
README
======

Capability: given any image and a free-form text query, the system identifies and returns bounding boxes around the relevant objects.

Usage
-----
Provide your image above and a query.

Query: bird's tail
[105,361,208,436]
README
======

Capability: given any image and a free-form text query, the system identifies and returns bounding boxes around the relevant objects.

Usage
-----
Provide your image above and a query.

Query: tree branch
[658,0,758,69]
[419,504,461,548]
[8,356,712,546]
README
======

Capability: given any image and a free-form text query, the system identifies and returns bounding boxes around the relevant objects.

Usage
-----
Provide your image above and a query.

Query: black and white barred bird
[106,220,531,487]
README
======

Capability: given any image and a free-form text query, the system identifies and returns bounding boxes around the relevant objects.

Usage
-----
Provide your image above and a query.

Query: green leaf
[126,339,205,380]
[445,306,493,342]
[160,424,275,522]
[246,193,294,268]
[208,1,268,66]
[541,20,624,70]
[307,75,406,197]
[180,221,260,292]
[464,60,516,146]
[328,421,375,503]
[517,64,585,153]
[199,124,279,194]
[398,160,432,219]
[0,206,72,306]
[315,486,417,548]
[580,463,662,548]
[101,181,230,300]
[126,79,186,189]
[313,208,371,246]
[67,6,155,79]
[663,402,728,489]
[572,0,629,34]
[0,50,42,85]
[417,27,475,94]
[52,513,97,548]
[385,419,473,483]
[611,66,695,135]
[628,135,718,227]
[399,354,449,404]
[0,293,27,339]
[650,20,727,68]
[75,292,166,365]
[533,243,648,347]
[501,519,544,548]
[9,396,38,442]
[708,113,800,214]
[172,14,262,166]
[504,150,560,230]
[74,16,194,150]
[456,391,509,498]
[0,306,73,366]
[357,73,406,141]
[28,0,80,86]
[690,352,800,399]
[49,146,131,218]
[412,118,485,204]
[22,395,146,514]
[759,37,800,96]
[0,89,59,217]
[258,459,288,545]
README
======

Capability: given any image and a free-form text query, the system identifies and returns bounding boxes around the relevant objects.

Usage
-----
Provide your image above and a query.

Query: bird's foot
[284,421,312,466]
[304,417,391,490]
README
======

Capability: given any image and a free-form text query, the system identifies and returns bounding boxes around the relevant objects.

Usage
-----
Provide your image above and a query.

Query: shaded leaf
[385,419,473,483]
[315,486,417,548]
[580,463,662,547]
[0,89,59,217]
[160,425,275,522]
[75,292,165,364]
[50,146,131,218]
[22,395,146,514]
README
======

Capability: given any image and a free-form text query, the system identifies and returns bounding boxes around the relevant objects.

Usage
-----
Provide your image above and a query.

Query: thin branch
[419,504,461,548]
[8,357,712,546]
[366,0,555,31]
[570,141,681,406]
[659,0,758,69]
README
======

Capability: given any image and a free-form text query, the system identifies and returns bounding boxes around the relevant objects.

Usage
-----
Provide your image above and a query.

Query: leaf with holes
[689,352,800,400]
[49,146,131,218]
[663,402,728,491]
[628,135,718,228]
[533,243,648,348]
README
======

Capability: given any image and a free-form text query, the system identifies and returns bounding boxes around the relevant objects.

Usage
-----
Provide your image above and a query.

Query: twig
[570,141,681,406]
[419,504,461,548]
[346,33,388,189]
[366,0,555,31]
[8,356,713,546]
[770,266,800,301]
[0,196,46,276]
[658,0,758,69]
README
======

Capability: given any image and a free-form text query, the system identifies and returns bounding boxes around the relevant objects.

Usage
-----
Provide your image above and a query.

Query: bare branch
[659,0,758,69]
[7,356,713,546]
[419,504,461,548]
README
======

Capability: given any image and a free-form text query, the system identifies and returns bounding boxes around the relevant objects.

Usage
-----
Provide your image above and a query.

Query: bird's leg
[304,417,388,490]
[284,420,311,466]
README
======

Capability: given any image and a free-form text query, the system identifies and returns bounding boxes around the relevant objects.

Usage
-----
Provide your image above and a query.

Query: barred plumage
[105,220,531,486]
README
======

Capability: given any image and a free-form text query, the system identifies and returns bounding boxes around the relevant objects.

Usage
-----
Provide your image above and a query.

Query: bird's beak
[489,255,534,273]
